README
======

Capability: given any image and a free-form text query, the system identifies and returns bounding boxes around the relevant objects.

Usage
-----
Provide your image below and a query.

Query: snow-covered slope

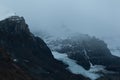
[52,51,106,80]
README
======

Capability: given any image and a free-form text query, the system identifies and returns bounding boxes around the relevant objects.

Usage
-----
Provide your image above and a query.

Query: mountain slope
[46,33,120,80]
[48,34,120,72]
[0,48,33,80]
[0,16,88,80]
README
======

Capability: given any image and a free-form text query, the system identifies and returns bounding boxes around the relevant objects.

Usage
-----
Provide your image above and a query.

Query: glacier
[52,51,106,80]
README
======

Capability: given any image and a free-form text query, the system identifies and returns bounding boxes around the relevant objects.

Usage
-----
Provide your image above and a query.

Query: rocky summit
[0,16,88,80]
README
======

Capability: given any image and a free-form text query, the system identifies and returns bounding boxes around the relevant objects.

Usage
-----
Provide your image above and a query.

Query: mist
[0,0,120,38]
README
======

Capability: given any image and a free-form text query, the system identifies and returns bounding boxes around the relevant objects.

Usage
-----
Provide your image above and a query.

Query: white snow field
[52,51,106,80]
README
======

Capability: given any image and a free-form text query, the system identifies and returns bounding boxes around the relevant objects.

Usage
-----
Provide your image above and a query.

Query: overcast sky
[0,0,120,37]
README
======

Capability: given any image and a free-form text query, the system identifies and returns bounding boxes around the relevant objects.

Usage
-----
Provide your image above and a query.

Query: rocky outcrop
[0,16,88,80]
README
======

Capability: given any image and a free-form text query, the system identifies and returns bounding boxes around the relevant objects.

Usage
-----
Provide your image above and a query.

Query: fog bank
[0,0,120,38]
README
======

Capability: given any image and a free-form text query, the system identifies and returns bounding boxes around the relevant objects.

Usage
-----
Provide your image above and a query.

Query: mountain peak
[0,16,30,35]
[7,16,25,22]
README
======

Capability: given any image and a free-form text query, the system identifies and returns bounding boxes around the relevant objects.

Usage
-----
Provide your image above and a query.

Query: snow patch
[83,48,93,67]
[89,65,105,73]
[13,59,18,62]
[52,51,104,80]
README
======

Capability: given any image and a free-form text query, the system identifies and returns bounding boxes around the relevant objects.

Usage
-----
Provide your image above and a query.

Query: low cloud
[0,0,120,38]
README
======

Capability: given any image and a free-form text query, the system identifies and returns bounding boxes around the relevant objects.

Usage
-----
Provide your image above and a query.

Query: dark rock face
[48,34,120,72]
[0,48,33,80]
[0,16,88,80]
